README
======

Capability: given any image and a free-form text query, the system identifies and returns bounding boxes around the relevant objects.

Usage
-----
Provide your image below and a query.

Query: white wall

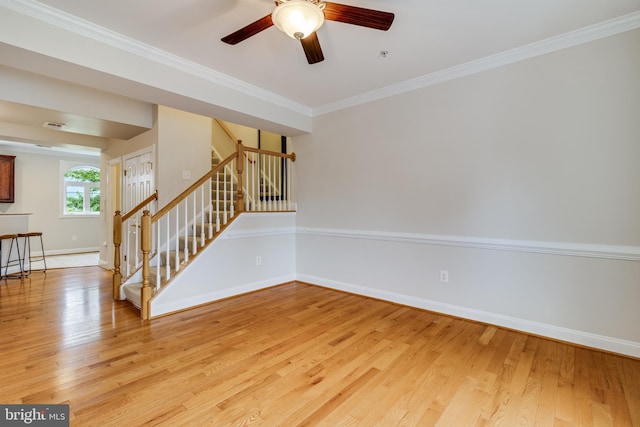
[211,121,237,160]
[0,147,100,254]
[157,106,212,207]
[151,213,296,317]
[294,29,640,356]
[100,106,213,266]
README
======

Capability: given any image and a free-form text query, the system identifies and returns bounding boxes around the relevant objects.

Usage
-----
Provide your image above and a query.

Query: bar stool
[19,232,47,275]
[0,233,24,279]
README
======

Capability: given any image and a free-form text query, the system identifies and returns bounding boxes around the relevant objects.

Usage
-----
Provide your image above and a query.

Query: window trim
[60,161,101,218]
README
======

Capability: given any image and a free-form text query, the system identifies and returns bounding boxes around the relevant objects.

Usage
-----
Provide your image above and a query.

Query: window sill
[60,214,101,219]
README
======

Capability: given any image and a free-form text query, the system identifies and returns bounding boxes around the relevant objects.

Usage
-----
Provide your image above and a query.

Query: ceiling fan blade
[221,15,274,45]
[300,32,324,64]
[323,2,394,31]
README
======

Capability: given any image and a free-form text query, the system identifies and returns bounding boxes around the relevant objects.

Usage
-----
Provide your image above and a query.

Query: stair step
[158,250,186,268]
[209,203,235,214]
[122,282,142,307]
[211,181,238,191]
[178,235,206,251]
[211,189,235,198]
[194,223,215,237]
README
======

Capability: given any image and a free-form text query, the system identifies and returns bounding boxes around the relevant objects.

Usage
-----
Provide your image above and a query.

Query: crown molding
[3,1,639,119]
[0,0,312,116]
[312,10,640,116]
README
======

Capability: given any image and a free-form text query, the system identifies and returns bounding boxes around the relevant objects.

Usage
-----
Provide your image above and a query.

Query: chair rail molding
[296,227,640,261]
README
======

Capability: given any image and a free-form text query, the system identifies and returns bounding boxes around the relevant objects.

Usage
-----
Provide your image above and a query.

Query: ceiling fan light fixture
[272,0,325,40]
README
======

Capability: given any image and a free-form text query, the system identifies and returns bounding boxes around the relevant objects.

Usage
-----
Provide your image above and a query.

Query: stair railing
[243,146,296,211]
[112,191,158,299]
[115,141,296,319]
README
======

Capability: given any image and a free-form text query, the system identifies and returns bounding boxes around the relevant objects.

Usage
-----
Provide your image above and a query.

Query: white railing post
[245,153,250,211]
[200,185,205,246]
[229,161,235,218]
[191,194,197,255]
[175,207,180,272]
[158,219,164,286]
[163,215,169,283]
[251,153,256,211]
[207,178,213,239]
[215,173,221,232]
[183,199,189,262]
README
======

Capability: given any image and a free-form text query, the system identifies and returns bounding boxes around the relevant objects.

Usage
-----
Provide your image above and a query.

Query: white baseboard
[150,274,296,318]
[46,247,99,256]
[296,274,640,359]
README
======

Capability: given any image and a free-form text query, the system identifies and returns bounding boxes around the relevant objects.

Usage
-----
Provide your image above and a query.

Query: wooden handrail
[244,146,296,161]
[151,155,235,222]
[122,191,158,222]
[150,143,294,222]
[215,119,241,144]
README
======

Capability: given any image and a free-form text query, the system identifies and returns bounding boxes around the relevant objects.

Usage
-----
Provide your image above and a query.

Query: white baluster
[216,172,221,232]
[273,154,277,210]
[278,156,283,211]
[230,161,235,218]
[251,153,256,211]
[160,219,166,285]
[268,155,274,211]
[192,194,197,255]
[134,212,140,267]
[257,154,262,211]
[288,158,292,210]
[208,177,213,239]
[123,219,129,277]
[283,158,288,210]
[223,167,228,223]
[184,199,189,262]
[167,214,172,281]
[200,185,205,246]
[265,154,269,211]
[245,153,250,211]
[175,205,180,272]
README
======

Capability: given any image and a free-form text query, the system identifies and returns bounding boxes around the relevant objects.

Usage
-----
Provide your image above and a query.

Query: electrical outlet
[440,270,449,283]
[256,256,262,266]
[72,235,78,241]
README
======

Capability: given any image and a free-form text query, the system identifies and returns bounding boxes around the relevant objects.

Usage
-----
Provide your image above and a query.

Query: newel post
[235,140,245,213]
[112,210,122,300]
[140,210,152,320]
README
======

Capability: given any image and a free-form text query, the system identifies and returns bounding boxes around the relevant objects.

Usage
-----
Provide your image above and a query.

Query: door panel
[123,151,154,275]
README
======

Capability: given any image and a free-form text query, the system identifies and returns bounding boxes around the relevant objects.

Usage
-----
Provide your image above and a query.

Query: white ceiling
[0,0,639,144]
[31,0,640,108]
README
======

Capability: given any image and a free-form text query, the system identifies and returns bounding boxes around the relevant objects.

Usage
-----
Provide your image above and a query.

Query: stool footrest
[0,232,47,280]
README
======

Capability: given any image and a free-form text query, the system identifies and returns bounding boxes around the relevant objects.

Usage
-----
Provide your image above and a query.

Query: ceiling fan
[221,0,394,64]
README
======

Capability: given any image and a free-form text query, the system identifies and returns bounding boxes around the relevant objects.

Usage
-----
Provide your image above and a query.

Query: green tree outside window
[64,166,100,215]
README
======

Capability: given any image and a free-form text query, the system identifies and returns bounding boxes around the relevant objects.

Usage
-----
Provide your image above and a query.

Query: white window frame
[60,160,101,218]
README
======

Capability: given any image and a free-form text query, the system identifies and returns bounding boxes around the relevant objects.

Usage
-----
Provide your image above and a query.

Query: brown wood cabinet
[0,155,16,203]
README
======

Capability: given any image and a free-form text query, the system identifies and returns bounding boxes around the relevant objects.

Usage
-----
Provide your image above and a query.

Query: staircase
[120,150,234,308]
[114,142,296,319]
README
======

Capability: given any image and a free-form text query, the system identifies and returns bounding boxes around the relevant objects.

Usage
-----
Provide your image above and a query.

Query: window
[63,166,100,215]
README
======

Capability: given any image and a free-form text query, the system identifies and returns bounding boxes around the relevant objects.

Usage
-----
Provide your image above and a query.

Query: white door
[123,150,154,275]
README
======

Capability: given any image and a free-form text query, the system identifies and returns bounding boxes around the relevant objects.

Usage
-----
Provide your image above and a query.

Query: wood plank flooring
[1,268,638,426]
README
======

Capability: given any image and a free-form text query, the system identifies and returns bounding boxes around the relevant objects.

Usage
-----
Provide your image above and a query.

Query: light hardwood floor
[0,268,638,426]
